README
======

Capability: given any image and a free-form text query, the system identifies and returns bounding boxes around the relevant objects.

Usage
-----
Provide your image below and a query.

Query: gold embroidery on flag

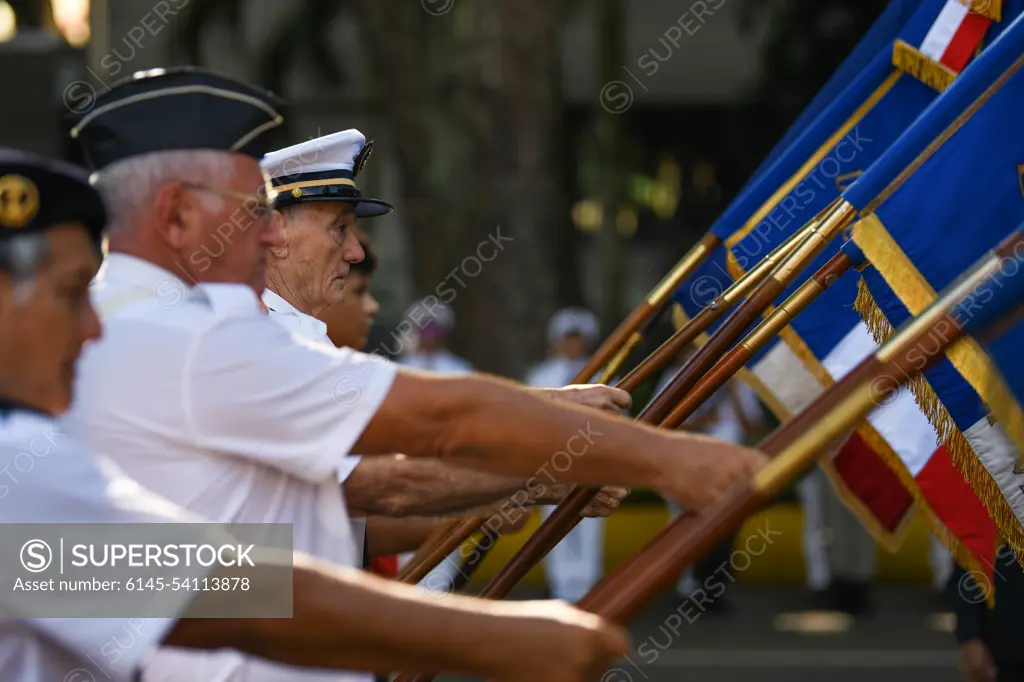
[728,237,999,596]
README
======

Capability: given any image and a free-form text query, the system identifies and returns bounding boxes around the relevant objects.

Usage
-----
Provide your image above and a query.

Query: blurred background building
[1,0,892,380]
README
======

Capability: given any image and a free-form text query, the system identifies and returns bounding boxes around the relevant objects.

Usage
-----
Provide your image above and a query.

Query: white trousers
[929,534,954,590]
[540,507,605,602]
[796,470,831,590]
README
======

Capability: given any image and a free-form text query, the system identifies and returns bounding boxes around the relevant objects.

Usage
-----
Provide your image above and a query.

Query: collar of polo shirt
[93,253,193,319]
[261,288,329,343]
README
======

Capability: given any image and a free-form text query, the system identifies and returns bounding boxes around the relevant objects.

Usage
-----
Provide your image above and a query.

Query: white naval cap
[261,129,393,217]
[547,307,599,344]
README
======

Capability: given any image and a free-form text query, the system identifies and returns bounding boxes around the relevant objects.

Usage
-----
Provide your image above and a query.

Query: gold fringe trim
[864,51,1024,215]
[710,250,995,591]
[853,215,1024,467]
[855,281,1024,591]
[893,40,957,93]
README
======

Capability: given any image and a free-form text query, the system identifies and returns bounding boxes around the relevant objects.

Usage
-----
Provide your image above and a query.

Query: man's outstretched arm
[164,552,627,682]
[354,369,767,510]
[344,455,562,517]
[345,384,631,518]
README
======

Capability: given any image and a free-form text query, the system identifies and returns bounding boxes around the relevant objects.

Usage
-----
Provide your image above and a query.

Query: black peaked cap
[69,67,285,171]
[0,148,107,242]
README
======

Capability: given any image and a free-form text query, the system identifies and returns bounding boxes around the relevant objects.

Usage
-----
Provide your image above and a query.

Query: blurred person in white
[63,67,767,682]
[525,307,612,602]
[396,298,473,373]
[655,355,767,612]
[260,131,625,596]
[0,148,639,682]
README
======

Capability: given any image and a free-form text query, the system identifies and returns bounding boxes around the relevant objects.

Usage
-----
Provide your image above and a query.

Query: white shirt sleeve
[0,423,220,682]
[185,315,397,483]
[337,455,363,483]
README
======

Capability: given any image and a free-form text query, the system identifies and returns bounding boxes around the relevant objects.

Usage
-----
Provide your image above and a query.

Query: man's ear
[267,209,289,259]
[152,183,188,249]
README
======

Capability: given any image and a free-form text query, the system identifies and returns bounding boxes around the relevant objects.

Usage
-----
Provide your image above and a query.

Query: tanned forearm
[164,554,530,676]
[355,371,734,490]
[343,455,539,517]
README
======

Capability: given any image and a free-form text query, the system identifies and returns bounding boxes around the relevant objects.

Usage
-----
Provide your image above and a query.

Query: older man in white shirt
[0,148,637,682]
[259,131,627,589]
[63,67,766,682]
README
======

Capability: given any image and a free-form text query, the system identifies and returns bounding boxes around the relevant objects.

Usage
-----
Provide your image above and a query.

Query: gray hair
[91,150,239,234]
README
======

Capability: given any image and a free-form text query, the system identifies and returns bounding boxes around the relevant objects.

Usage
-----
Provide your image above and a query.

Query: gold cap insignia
[0,175,39,229]
[353,140,374,178]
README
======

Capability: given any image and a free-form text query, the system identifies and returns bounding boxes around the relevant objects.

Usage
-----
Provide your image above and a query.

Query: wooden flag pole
[577,232,1024,622]
[393,203,834,597]
[615,208,827,393]
[396,518,479,584]
[662,246,857,429]
[449,204,854,600]
[395,233,723,585]
[641,199,857,425]
[575,232,721,384]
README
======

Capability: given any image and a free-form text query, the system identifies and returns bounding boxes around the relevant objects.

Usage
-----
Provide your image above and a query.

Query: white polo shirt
[0,406,217,682]
[65,253,397,682]
[261,288,367,561]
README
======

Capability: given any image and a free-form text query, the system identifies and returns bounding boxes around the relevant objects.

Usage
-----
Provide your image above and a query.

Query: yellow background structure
[467,503,939,587]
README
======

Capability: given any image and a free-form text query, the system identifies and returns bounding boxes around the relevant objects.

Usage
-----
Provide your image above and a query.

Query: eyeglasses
[180,182,277,221]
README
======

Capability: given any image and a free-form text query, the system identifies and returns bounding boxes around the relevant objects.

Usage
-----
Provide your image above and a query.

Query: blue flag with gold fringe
[676,1,1015,325]
[675,1,1024,580]
[674,0,931,332]
[850,9,1024,564]
[676,0,1018,363]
